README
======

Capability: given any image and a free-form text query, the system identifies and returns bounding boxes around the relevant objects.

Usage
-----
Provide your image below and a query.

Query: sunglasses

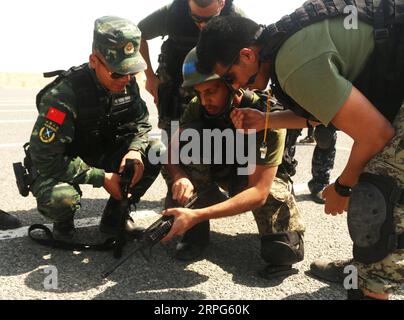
[190,12,220,24]
[97,56,136,80]
[220,53,239,86]
[188,4,221,24]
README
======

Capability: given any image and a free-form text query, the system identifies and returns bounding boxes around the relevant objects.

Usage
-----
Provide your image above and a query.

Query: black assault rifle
[101,192,200,278]
[112,159,136,259]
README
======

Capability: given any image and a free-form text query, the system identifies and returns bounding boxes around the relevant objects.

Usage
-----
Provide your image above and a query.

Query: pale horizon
[0,0,304,73]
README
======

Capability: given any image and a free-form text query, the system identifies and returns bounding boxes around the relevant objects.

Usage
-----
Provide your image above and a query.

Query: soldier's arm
[138,4,170,76]
[30,84,105,187]
[162,165,278,242]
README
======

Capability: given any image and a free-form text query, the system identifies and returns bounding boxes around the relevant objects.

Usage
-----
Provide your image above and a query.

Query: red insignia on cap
[46,107,66,125]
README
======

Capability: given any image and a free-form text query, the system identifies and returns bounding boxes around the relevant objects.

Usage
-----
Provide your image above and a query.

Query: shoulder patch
[39,126,56,143]
[46,107,66,125]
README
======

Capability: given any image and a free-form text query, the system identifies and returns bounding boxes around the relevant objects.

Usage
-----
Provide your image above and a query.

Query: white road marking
[293,183,309,195]
[0,103,35,107]
[0,210,159,241]
[0,119,35,124]
[0,143,24,149]
[0,109,36,113]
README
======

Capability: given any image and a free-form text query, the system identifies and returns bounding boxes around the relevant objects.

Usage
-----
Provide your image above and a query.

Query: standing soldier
[20,16,164,240]
[138,0,245,134]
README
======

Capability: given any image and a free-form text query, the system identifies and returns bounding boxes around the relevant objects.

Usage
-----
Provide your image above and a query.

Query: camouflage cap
[182,47,220,88]
[93,16,147,74]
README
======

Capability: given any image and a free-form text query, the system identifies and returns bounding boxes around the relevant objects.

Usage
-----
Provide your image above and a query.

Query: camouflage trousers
[164,163,305,236]
[32,139,163,223]
[308,125,337,194]
[353,103,404,295]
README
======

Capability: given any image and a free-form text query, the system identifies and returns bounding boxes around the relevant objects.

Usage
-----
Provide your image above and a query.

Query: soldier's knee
[260,231,304,265]
[314,125,337,150]
[36,184,81,222]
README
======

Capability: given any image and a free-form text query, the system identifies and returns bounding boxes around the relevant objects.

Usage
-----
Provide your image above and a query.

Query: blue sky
[0,0,304,72]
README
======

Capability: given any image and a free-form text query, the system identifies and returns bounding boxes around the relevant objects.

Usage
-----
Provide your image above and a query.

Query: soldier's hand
[104,172,122,200]
[161,208,200,242]
[120,150,145,188]
[230,108,266,132]
[322,184,350,216]
[145,74,160,105]
[172,177,194,207]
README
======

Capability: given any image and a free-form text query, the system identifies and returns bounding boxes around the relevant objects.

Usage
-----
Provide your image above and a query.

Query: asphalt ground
[0,85,402,301]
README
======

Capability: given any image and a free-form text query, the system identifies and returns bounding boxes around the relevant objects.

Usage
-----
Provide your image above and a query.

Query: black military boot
[53,218,75,241]
[258,231,304,279]
[175,221,210,261]
[0,210,22,230]
[309,258,353,283]
[99,197,144,237]
[166,185,227,261]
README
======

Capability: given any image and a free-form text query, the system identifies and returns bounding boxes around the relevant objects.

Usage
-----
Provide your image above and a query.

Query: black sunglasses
[188,4,221,24]
[190,12,220,24]
[97,56,136,79]
[220,53,240,86]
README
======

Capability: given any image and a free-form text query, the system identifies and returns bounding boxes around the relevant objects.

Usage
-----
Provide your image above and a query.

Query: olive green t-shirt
[180,98,286,167]
[275,17,374,125]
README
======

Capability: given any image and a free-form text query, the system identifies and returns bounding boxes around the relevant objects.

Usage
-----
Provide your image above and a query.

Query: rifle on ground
[101,193,199,278]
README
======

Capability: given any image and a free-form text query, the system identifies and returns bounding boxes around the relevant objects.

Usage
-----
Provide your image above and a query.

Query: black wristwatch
[334,177,352,197]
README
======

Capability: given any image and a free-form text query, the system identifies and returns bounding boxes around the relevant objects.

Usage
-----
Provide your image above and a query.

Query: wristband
[334,177,352,197]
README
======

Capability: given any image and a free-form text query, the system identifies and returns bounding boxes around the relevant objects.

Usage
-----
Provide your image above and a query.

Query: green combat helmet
[93,16,147,75]
[182,47,220,88]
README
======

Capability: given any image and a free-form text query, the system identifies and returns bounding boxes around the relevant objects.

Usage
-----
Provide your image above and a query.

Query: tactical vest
[259,0,404,123]
[160,0,237,82]
[36,64,149,161]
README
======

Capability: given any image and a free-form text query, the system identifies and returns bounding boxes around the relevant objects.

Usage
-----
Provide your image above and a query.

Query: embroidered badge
[124,42,135,55]
[39,120,60,144]
[39,126,56,143]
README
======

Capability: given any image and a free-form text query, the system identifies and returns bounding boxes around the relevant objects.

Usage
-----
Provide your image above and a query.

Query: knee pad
[314,125,336,150]
[260,231,304,266]
[348,173,401,264]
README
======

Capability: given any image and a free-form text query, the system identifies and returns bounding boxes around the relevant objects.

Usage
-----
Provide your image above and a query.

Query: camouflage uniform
[28,17,163,225]
[353,103,404,295]
[308,125,337,195]
[166,94,305,244]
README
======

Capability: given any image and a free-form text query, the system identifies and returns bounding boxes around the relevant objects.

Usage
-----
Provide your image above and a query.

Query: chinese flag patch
[46,107,66,125]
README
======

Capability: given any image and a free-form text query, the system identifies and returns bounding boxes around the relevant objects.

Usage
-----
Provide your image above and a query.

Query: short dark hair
[196,16,260,74]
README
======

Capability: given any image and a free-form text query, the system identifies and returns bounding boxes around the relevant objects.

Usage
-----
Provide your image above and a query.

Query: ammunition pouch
[348,172,404,264]
[13,143,38,197]
[260,231,304,266]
